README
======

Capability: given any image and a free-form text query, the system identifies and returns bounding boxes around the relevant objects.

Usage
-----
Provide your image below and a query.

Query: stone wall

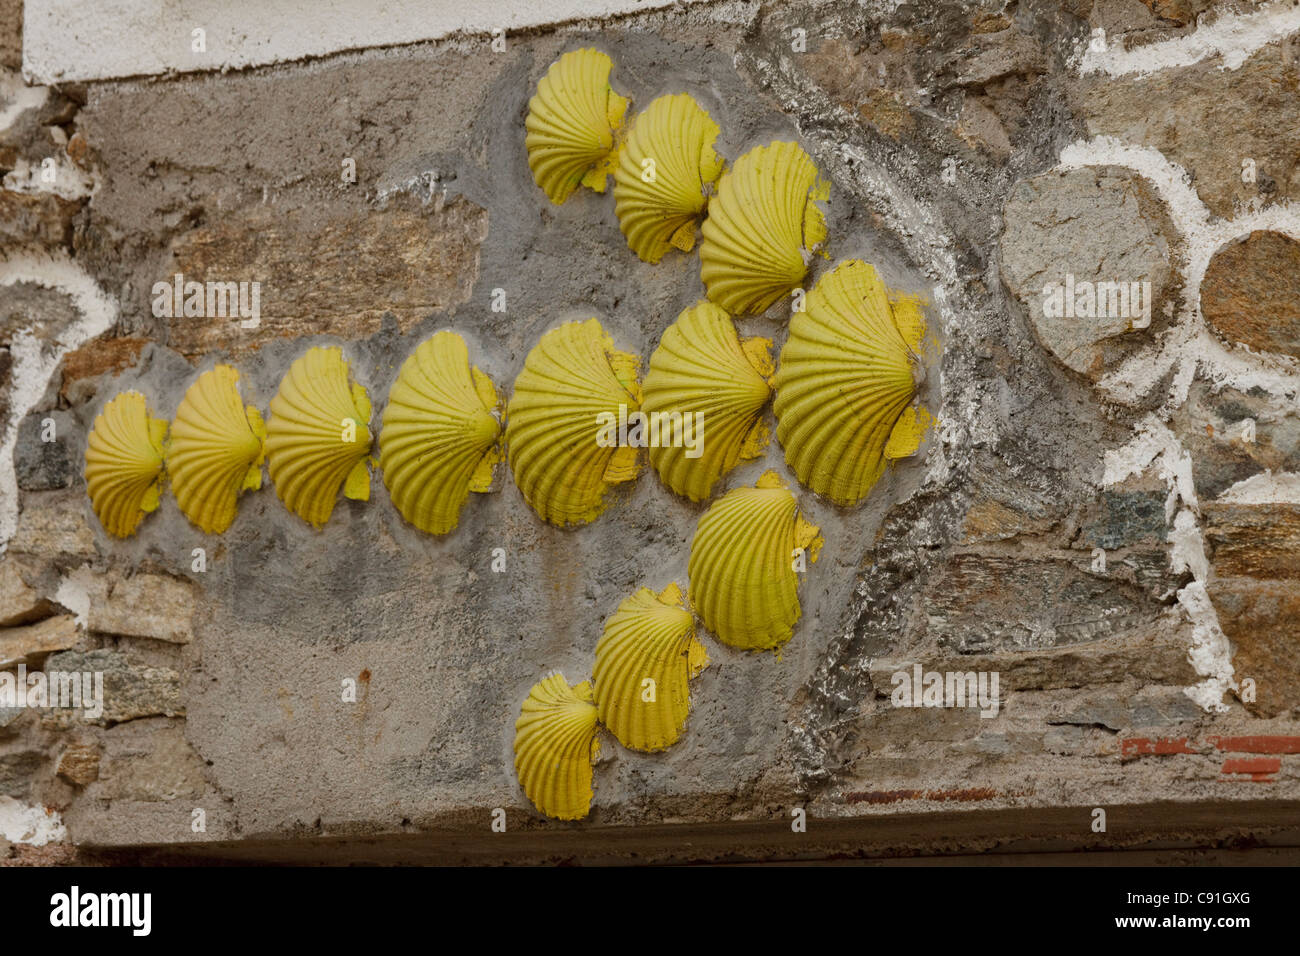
[1,0,1299,863]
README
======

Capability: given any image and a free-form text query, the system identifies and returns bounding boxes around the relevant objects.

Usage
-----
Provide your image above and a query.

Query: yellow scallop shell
[525,48,629,204]
[773,259,930,506]
[687,469,822,651]
[613,93,725,263]
[506,318,643,527]
[84,391,168,538]
[642,301,773,502]
[593,583,709,752]
[378,331,503,536]
[698,140,829,315]
[167,365,266,534]
[265,346,373,529]
[514,673,601,820]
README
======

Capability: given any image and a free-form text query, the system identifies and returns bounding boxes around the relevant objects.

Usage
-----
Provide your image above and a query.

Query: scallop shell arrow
[698,140,829,315]
[613,93,725,263]
[506,318,643,526]
[642,301,772,502]
[593,582,709,752]
[84,391,168,538]
[379,331,503,536]
[773,258,931,506]
[167,365,266,534]
[526,48,629,204]
[514,673,602,820]
[265,346,373,529]
[687,469,822,651]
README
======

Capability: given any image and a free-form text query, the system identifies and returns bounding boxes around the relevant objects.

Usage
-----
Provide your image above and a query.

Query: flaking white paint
[1080,0,1300,77]
[0,68,46,130]
[0,795,67,846]
[1217,470,1300,504]
[54,565,95,631]
[0,251,119,556]
[2,155,96,201]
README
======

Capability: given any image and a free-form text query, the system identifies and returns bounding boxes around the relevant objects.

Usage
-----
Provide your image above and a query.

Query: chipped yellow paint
[687,632,711,677]
[641,301,772,502]
[506,318,643,526]
[592,582,706,752]
[884,405,933,461]
[265,346,373,529]
[888,291,928,355]
[806,173,831,255]
[699,141,829,314]
[613,93,725,263]
[84,391,167,538]
[514,673,601,820]
[687,469,822,651]
[671,579,713,677]
[773,259,933,505]
[167,364,266,534]
[379,331,503,536]
[525,48,629,204]
[741,334,775,379]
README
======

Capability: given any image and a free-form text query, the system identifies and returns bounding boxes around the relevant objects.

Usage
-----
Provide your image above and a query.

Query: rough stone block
[0,190,78,249]
[14,409,75,491]
[95,720,205,801]
[0,615,79,667]
[1204,502,1300,579]
[56,742,100,786]
[1171,381,1300,500]
[0,558,52,627]
[45,650,182,723]
[0,751,42,798]
[1211,575,1300,719]
[1079,487,1168,551]
[85,571,194,644]
[44,649,183,724]
[161,196,488,357]
[58,337,147,401]
[0,0,21,71]
[1204,501,1300,718]
[921,551,1166,652]
[1201,231,1300,358]
[1000,166,1175,379]
[8,492,96,558]
[870,620,1199,693]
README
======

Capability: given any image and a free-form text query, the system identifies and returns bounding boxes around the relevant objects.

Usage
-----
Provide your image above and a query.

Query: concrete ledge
[75,801,1300,865]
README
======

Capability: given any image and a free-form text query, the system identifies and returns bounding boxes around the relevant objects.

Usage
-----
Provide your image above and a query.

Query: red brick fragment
[1121,736,1196,758]
[1220,756,1281,782]
[1210,735,1300,755]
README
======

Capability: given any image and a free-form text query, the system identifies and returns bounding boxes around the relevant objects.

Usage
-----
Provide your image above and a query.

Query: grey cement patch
[59,17,938,835]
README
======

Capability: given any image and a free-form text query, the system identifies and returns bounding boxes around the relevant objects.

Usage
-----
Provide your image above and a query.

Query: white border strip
[23,0,718,84]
